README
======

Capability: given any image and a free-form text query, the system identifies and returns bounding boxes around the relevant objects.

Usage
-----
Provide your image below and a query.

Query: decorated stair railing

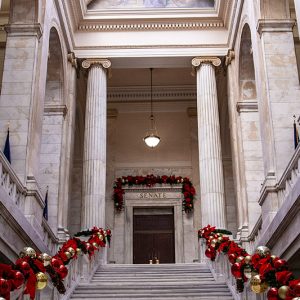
[0,227,111,300]
[199,225,300,300]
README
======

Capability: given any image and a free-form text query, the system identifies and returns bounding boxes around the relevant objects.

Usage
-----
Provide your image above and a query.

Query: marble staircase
[70,263,234,299]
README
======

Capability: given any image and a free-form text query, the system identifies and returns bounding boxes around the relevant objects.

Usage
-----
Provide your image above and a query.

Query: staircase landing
[70,263,233,299]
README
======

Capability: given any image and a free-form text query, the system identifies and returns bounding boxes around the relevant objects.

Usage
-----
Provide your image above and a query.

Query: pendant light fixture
[143,68,161,148]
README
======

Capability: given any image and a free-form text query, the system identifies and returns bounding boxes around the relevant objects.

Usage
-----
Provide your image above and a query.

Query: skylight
[87,0,215,10]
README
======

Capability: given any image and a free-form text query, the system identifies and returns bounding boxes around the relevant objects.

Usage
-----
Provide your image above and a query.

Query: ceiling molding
[67,0,232,32]
[78,20,224,32]
[108,85,196,103]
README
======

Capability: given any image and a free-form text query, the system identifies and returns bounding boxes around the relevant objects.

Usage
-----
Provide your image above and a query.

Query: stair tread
[70,263,234,300]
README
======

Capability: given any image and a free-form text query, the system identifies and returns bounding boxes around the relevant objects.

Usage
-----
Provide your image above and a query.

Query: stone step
[70,263,234,300]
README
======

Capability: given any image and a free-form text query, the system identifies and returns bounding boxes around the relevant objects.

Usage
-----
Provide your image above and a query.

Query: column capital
[67,52,78,69]
[82,58,111,69]
[191,56,221,69]
[4,23,43,39]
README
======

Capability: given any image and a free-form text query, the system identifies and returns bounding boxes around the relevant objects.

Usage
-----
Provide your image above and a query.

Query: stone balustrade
[277,144,300,206]
[0,149,58,255]
[0,150,26,212]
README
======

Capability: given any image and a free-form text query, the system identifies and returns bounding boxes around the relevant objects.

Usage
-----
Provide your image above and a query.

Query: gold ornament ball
[278,286,290,299]
[243,266,252,279]
[271,255,277,260]
[40,253,52,266]
[255,246,271,257]
[20,247,36,258]
[92,242,99,248]
[76,248,82,255]
[250,274,268,294]
[99,234,104,241]
[67,247,76,257]
[210,239,218,247]
[216,233,223,237]
[64,251,72,259]
[244,255,252,264]
[217,237,223,243]
[36,272,48,290]
[236,256,244,263]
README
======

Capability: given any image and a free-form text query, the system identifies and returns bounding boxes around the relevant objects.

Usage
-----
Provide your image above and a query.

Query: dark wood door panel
[133,210,175,264]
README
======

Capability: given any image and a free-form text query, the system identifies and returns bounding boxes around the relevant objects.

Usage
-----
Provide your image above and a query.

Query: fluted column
[81,59,111,229]
[192,57,226,229]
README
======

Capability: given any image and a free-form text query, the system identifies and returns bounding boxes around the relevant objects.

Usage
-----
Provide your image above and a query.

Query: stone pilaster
[81,58,111,229]
[57,53,78,242]
[192,57,226,229]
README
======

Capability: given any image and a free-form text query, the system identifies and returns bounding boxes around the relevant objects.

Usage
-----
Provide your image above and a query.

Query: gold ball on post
[64,251,72,259]
[92,242,99,248]
[36,272,48,290]
[250,274,268,293]
[67,247,75,257]
[244,255,252,264]
[39,253,52,266]
[255,246,271,257]
[20,247,36,258]
[278,286,290,299]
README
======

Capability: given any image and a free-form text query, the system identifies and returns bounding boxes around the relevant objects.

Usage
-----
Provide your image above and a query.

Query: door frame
[123,186,184,264]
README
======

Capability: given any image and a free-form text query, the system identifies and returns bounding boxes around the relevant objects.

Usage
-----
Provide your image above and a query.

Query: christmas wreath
[113,175,196,213]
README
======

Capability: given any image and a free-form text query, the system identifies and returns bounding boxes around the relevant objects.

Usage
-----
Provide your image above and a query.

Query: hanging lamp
[143,68,161,148]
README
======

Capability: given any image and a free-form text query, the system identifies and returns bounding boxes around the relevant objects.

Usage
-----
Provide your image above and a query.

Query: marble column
[192,57,226,229]
[81,59,111,229]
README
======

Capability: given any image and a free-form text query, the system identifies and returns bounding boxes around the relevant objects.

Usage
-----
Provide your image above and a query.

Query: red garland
[199,225,300,299]
[113,175,196,213]
[0,227,112,300]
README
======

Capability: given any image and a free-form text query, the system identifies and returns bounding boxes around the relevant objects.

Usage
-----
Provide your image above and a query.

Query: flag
[3,128,11,163]
[43,189,48,220]
[294,119,299,149]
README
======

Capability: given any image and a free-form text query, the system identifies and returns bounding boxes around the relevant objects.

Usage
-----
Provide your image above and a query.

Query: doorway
[133,207,175,264]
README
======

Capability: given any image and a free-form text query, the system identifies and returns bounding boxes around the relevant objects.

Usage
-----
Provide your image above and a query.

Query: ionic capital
[191,56,221,69]
[82,58,111,70]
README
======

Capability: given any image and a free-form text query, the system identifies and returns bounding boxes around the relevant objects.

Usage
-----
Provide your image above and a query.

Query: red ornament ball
[51,258,61,269]
[231,263,242,278]
[19,261,30,274]
[267,287,279,300]
[228,253,237,264]
[0,278,10,295]
[13,271,25,288]
[58,265,68,279]
[274,259,288,270]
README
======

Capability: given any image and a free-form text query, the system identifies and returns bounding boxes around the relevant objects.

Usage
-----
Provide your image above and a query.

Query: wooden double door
[133,208,175,264]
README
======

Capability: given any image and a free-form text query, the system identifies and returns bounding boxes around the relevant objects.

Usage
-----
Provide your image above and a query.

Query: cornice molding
[257,19,296,36]
[82,58,111,69]
[4,23,43,39]
[78,20,224,32]
[107,85,196,103]
[191,56,222,69]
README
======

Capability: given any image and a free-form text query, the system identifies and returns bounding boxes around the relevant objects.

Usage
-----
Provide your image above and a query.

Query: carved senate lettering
[139,192,167,199]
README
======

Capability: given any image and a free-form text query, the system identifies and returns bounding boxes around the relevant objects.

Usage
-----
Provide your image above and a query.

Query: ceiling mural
[87,0,215,9]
